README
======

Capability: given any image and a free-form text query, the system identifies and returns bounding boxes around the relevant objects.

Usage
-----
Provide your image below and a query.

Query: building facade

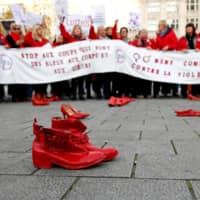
[139,0,200,37]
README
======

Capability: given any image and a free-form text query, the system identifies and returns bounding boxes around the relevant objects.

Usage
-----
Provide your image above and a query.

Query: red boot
[108,96,117,107]
[52,117,87,133]
[50,118,118,161]
[60,104,90,119]
[32,119,105,170]
[188,94,200,101]
[32,96,49,106]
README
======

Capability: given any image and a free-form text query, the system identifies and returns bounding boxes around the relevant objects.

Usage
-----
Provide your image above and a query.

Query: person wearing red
[177,23,200,97]
[6,23,28,102]
[24,24,48,105]
[59,19,86,100]
[0,23,6,101]
[129,29,155,98]
[51,35,70,99]
[88,19,112,99]
[112,20,131,97]
[152,20,178,98]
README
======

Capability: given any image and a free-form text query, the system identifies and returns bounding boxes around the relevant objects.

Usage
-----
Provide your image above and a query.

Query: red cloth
[9,32,21,42]
[0,33,6,45]
[177,35,200,50]
[129,38,155,48]
[153,29,177,50]
[88,25,99,40]
[24,32,48,47]
[112,23,123,40]
[60,24,77,43]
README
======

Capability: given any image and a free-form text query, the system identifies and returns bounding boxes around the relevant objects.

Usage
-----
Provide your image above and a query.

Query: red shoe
[176,110,200,117]
[32,96,49,106]
[122,96,136,102]
[52,117,87,133]
[47,95,61,102]
[108,96,117,107]
[32,119,105,170]
[188,94,200,101]
[175,109,192,114]
[50,118,118,161]
[116,97,130,106]
[60,104,90,119]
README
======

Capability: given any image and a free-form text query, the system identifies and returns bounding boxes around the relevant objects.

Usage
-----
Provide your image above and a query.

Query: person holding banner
[129,29,155,98]
[6,23,27,102]
[151,20,178,98]
[177,23,200,97]
[89,18,112,99]
[59,17,86,100]
[0,23,6,101]
[112,20,131,97]
[24,24,49,105]
[51,35,71,99]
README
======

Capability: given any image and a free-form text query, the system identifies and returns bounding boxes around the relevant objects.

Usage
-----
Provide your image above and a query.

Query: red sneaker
[32,119,105,170]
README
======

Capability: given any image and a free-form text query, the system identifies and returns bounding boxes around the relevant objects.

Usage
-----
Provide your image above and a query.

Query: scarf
[185,33,196,49]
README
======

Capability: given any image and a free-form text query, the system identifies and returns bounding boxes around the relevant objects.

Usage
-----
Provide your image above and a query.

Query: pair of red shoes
[175,109,200,117]
[108,96,136,107]
[32,105,118,170]
[32,95,61,106]
[188,94,200,101]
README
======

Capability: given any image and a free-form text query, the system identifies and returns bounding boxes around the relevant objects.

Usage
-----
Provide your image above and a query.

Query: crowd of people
[0,16,200,103]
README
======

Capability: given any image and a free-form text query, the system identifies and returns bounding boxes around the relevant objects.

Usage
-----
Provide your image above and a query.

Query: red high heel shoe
[60,104,90,119]
[50,118,118,161]
[32,96,49,106]
[188,94,200,101]
[108,96,117,107]
[175,109,192,114]
[176,109,200,117]
[52,117,87,133]
[47,95,61,102]
[32,119,105,170]
[116,97,130,106]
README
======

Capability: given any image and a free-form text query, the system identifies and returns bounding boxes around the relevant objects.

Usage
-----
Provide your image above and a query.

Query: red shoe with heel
[60,104,90,119]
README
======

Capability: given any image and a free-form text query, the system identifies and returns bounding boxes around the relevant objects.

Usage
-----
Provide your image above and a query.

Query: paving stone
[0,175,75,200]
[0,153,36,175]
[35,143,136,178]
[65,178,192,200]
[135,153,200,179]
[191,181,200,199]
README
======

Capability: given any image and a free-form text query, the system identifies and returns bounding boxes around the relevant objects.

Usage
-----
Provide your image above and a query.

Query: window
[166,0,177,12]
[147,20,157,31]
[147,2,160,13]
[187,18,199,29]
[187,0,199,11]
[171,19,179,30]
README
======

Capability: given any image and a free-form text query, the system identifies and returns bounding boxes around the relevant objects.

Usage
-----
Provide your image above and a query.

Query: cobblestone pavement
[0,99,200,200]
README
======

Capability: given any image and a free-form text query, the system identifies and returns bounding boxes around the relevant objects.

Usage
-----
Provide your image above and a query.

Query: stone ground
[0,99,200,200]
